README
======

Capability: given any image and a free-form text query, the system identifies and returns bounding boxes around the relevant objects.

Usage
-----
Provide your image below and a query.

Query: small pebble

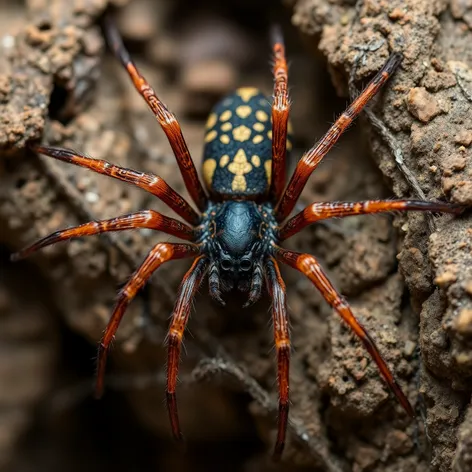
[403,340,416,357]
[181,60,237,96]
[454,129,472,147]
[454,308,472,335]
[116,0,160,42]
[407,87,441,123]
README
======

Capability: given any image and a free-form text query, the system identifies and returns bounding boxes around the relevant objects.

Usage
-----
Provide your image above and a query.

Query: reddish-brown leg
[279,199,466,240]
[96,243,199,398]
[269,26,290,202]
[275,53,402,222]
[11,210,196,261]
[104,18,208,212]
[166,256,209,440]
[33,145,200,225]
[274,245,415,417]
[265,257,290,460]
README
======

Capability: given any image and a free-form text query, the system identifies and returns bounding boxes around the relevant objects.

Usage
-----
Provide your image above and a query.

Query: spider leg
[279,199,466,240]
[269,25,290,202]
[166,256,209,441]
[32,145,200,225]
[265,257,290,460]
[11,210,196,261]
[95,242,199,398]
[103,18,208,212]
[275,53,402,222]
[274,245,415,417]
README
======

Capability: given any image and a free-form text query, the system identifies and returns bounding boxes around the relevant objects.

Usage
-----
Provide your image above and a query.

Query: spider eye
[220,258,232,271]
[240,258,252,271]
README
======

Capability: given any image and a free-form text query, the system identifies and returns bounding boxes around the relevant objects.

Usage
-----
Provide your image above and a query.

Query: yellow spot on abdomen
[253,122,264,132]
[228,149,252,175]
[228,148,253,192]
[220,155,230,167]
[203,159,217,189]
[267,130,272,140]
[236,87,259,102]
[232,175,247,191]
[265,160,272,184]
[205,130,217,142]
[221,122,232,131]
[252,135,264,144]
[220,134,230,144]
[233,125,251,142]
[236,105,252,119]
[220,110,232,121]
[251,155,261,167]
[255,110,268,122]
[206,113,217,129]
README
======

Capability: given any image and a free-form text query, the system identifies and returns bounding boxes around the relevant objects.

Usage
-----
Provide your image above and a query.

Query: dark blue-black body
[200,87,290,303]
[203,199,277,304]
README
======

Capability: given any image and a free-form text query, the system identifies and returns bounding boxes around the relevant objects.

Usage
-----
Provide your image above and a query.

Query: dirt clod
[407,87,442,123]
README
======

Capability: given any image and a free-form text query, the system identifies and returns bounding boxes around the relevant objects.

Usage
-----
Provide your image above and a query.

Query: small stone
[451,180,472,205]
[455,351,472,366]
[403,340,416,357]
[454,129,472,147]
[454,308,472,335]
[24,24,53,49]
[407,87,441,123]
[387,429,413,455]
[445,154,467,172]
[116,0,160,42]
[1,35,15,49]
[389,8,405,20]
[450,0,472,19]
[434,271,457,287]
[354,446,380,470]
[181,59,237,96]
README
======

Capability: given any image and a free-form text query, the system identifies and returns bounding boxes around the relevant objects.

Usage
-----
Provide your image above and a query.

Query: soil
[0,0,471,471]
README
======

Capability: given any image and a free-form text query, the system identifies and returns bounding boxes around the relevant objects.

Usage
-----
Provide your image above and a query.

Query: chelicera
[12,20,466,459]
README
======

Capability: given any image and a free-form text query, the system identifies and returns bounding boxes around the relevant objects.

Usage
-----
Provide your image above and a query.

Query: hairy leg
[96,243,199,397]
[33,145,200,225]
[265,257,290,460]
[275,53,402,221]
[104,18,208,212]
[274,245,414,417]
[11,210,196,260]
[278,199,466,240]
[269,25,290,202]
[166,256,209,440]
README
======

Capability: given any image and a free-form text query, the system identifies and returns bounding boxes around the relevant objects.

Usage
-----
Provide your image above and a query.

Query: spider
[12,20,467,459]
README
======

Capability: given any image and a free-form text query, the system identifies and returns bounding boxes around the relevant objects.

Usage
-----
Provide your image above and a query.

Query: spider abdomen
[202,88,283,199]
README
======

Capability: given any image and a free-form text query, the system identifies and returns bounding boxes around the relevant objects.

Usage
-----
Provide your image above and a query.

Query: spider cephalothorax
[202,200,278,305]
[12,19,467,460]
